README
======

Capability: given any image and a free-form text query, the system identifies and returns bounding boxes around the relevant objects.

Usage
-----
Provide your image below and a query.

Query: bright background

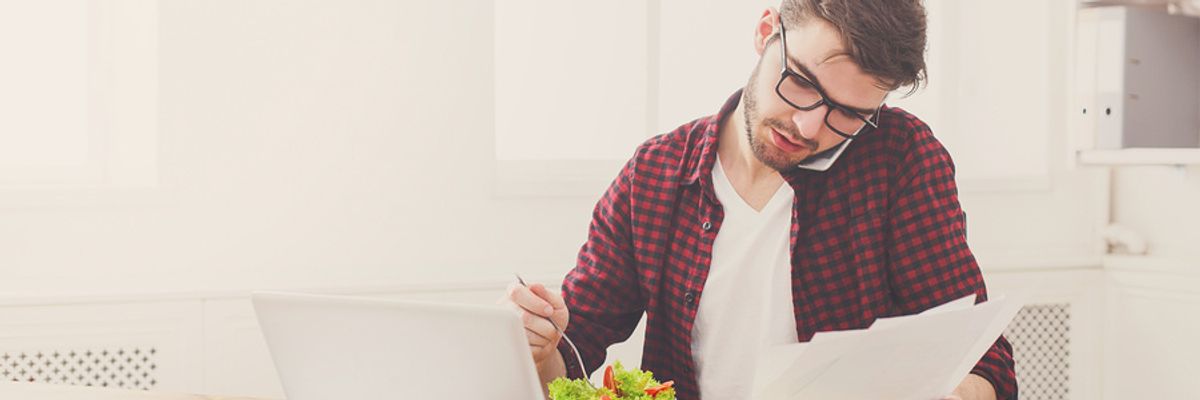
[0,1,1197,398]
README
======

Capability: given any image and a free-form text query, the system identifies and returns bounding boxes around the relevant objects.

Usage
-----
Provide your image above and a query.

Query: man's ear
[754,8,779,57]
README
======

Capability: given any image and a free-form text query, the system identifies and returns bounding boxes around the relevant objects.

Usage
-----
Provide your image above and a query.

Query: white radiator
[1004,303,1072,400]
[1,347,159,390]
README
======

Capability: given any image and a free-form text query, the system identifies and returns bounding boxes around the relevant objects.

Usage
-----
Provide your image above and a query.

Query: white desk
[0,382,274,400]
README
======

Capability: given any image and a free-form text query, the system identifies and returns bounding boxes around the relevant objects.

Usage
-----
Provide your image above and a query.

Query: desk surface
[0,382,274,400]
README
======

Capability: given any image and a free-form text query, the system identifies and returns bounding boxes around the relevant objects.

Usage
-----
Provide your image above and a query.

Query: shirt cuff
[557,339,588,380]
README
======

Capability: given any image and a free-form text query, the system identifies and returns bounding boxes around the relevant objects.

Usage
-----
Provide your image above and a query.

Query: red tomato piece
[644,380,675,396]
[603,365,616,392]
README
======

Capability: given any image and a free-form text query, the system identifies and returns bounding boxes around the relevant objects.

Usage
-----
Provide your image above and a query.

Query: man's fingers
[504,282,567,361]
[521,309,559,339]
[525,327,552,346]
[528,283,570,329]
[529,283,568,311]
[508,283,555,317]
[503,283,563,367]
[505,298,557,337]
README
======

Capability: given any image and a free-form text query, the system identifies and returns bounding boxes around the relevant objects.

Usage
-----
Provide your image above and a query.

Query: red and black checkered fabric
[558,90,1016,400]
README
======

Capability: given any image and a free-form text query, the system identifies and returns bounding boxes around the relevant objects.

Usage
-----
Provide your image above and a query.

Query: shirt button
[684,291,696,305]
[701,221,712,231]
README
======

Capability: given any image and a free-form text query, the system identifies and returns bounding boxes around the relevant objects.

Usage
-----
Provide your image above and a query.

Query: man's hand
[940,373,997,400]
[500,281,570,384]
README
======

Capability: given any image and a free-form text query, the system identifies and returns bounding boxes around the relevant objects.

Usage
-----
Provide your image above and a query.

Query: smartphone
[795,138,852,171]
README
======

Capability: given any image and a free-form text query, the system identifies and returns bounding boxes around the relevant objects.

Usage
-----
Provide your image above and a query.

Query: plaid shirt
[558,90,1017,400]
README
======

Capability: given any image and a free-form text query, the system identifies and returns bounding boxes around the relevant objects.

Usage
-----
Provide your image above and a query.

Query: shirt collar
[680,89,742,186]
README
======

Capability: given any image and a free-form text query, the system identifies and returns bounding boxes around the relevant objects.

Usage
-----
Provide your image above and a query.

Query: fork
[515,274,591,385]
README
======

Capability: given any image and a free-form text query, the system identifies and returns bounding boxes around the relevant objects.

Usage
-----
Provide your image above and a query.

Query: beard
[741,65,818,172]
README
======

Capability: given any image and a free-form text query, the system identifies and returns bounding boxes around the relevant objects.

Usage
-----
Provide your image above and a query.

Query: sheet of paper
[752,342,808,397]
[754,328,868,400]
[933,291,1030,395]
[751,293,1023,400]
[870,294,977,330]
[921,294,977,315]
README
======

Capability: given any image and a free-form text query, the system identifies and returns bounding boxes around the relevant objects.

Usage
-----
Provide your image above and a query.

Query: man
[506,1,1016,399]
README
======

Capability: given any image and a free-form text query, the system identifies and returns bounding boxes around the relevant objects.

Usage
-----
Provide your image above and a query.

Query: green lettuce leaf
[546,361,675,400]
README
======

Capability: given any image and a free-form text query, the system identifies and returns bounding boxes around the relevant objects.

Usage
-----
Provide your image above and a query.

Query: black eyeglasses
[775,20,880,140]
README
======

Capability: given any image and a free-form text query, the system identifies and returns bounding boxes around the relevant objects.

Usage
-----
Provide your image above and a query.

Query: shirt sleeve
[557,155,648,380]
[886,126,1018,400]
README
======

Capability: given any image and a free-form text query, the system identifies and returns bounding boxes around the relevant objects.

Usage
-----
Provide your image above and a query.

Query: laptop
[251,291,545,399]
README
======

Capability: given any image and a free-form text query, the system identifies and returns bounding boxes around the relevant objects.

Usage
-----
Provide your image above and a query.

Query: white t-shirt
[691,157,799,399]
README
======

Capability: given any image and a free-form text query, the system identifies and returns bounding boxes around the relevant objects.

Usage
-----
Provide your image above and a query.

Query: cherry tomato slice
[644,380,675,396]
[603,365,616,392]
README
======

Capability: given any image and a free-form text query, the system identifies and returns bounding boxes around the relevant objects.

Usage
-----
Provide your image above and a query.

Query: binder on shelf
[1076,6,1200,150]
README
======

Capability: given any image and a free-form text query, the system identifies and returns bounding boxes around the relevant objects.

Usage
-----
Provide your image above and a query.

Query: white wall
[1,0,596,297]
[0,0,1101,294]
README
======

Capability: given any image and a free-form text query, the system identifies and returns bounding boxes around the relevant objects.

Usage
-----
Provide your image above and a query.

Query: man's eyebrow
[788,56,879,115]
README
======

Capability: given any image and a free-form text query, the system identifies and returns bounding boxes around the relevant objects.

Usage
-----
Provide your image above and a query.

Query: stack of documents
[752,294,1024,400]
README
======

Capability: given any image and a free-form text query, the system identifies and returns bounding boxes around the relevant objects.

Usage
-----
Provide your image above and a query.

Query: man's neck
[714,100,787,212]
[718,101,783,186]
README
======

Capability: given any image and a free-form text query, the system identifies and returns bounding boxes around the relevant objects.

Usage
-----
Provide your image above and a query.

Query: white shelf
[1103,254,1200,277]
[1076,148,1200,166]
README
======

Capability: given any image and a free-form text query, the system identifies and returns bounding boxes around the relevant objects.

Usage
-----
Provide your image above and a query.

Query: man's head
[739,0,927,171]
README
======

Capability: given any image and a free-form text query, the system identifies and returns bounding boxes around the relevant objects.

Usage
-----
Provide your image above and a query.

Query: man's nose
[791,105,826,140]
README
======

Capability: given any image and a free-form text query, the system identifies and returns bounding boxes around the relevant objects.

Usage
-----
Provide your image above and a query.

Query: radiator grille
[1,347,158,390]
[1004,303,1071,400]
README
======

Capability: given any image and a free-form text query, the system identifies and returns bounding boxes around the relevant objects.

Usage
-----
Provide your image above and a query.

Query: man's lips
[770,128,813,153]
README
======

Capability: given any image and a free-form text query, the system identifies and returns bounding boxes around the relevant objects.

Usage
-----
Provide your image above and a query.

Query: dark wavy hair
[780,0,928,96]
